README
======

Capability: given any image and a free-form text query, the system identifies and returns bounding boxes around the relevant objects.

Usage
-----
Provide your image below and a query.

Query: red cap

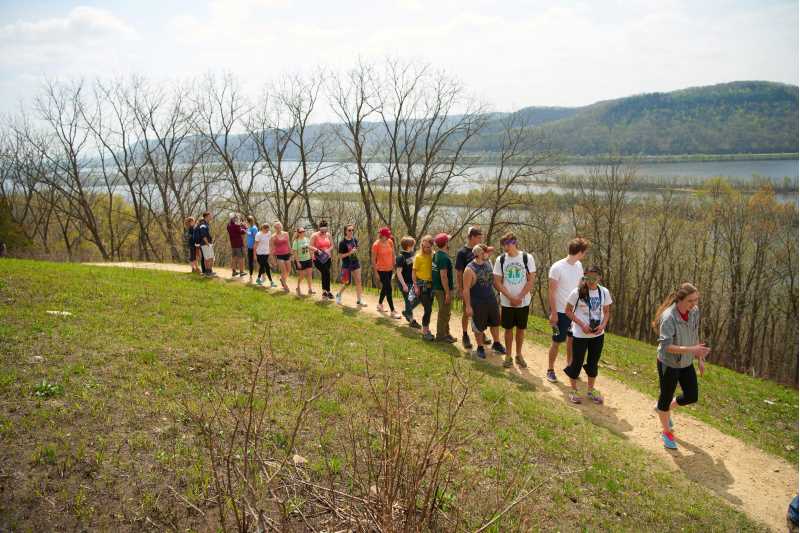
[379,227,392,239]
[434,233,450,248]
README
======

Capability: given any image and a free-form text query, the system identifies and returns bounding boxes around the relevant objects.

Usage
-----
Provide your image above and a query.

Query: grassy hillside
[472,81,799,157]
[0,260,771,531]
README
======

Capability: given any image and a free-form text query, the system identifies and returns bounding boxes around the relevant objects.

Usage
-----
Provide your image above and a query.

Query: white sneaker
[335,293,342,305]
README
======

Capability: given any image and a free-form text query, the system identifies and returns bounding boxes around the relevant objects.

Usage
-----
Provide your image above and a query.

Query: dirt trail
[91,262,798,531]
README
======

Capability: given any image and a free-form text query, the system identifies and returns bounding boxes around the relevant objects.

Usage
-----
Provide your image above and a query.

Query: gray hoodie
[657,304,700,369]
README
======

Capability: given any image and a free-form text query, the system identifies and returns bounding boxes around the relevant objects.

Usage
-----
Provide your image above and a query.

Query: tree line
[0,60,796,385]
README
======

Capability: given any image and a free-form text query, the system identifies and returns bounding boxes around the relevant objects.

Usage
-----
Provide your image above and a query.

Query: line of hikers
[183,212,709,451]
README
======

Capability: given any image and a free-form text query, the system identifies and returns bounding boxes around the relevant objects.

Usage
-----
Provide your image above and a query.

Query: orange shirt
[371,239,395,272]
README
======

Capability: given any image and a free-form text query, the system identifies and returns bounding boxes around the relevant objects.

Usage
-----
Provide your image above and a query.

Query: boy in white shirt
[546,237,590,383]
[493,232,536,368]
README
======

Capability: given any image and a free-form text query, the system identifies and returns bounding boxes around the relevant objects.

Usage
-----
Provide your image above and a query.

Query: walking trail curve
[90,262,798,531]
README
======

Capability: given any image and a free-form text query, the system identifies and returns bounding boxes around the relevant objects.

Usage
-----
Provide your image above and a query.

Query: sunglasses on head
[502,239,517,246]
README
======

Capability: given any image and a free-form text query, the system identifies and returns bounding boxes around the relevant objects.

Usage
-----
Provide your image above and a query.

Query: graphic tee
[493,252,536,308]
[566,286,613,338]
[292,237,311,261]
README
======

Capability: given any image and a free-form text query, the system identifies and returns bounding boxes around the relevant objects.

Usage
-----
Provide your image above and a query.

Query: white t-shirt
[254,231,271,255]
[492,251,536,308]
[548,258,583,313]
[566,286,613,338]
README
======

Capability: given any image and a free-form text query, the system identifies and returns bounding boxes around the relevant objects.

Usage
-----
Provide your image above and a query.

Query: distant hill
[476,81,798,156]
[177,81,798,162]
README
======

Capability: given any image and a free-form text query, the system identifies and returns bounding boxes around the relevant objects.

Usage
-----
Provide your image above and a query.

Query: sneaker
[402,310,413,322]
[503,355,513,368]
[335,293,342,305]
[309,289,316,295]
[296,287,301,295]
[357,300,368,307]
[232,271,238,277]
[239,272,247,277]
[587,389,604,405]
[569,391,582,404]
[423,332,435,341]
[390,312,402,320]
[437,335,456,344]
[546,369,557,383]
[409,320,422,330]
[484,337,492,346]
[515,355,527,368]
[491,342,506,355]
[474,346,486,359]
[462,333,473,350]
[661,431,678,450]
[270,281,277,288]
[376,304,385,313]
[256,278,263,286]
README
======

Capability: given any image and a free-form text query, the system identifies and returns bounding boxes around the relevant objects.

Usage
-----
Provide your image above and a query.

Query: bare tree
[376,59,488,239]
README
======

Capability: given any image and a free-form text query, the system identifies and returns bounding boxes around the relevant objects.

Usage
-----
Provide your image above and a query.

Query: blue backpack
[789,495,799,527]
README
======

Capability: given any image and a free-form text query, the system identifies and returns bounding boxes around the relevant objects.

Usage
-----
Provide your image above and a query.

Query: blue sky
[0,0,797,119]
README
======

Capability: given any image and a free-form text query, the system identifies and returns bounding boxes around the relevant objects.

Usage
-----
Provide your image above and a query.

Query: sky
[0,0,797,120]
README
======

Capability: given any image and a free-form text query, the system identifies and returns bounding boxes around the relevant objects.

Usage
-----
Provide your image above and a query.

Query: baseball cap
[434,233,450,248]
[379,227,392,238]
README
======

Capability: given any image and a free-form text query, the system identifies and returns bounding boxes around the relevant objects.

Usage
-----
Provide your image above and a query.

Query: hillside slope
[0,260,781,531]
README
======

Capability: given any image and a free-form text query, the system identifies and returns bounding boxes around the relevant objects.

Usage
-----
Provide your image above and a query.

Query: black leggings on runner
[315,260,331,292]
[247,248,255,276]
[256,254,273,282]
[656,360,698,411]
[378,270,394,311]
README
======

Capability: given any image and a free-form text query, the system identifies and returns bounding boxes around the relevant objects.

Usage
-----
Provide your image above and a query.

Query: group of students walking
[183,213,709,451]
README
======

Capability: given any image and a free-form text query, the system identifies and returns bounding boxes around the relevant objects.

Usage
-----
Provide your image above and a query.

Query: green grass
[0,259,771,531]
[523,315,798,465]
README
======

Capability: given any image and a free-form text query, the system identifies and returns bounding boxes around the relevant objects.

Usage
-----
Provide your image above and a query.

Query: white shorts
[200,244,215,260]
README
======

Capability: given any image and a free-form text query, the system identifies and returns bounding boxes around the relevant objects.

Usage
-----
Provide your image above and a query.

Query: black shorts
[552,312,573,343]
[501,305,529,330]
[471,301,500,332]
[296,259,313,270]
[276,253,292,262]
[189,246,197,262]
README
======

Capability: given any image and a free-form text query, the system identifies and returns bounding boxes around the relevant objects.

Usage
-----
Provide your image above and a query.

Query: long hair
[577,266,602,303]
[651,282,698,333]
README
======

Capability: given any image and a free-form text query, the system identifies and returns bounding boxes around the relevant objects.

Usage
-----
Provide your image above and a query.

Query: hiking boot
[515,355,527,368]
[503,355,513,368]
[546,369,557,383]
[474,346,486,359]
[491,341,506,355]
[462,333,473,350]
[587,389,604,405]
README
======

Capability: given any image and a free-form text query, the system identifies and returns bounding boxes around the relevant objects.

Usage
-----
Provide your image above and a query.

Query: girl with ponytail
[653,282,711,450]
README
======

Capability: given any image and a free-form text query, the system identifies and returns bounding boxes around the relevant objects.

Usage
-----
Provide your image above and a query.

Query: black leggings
[247,248,255,276]
[564,335,604,379]
[656,360,698,411]
[256,254,273,282]
[315,260,331,292]
[407,283,433,327]
[378,270,394,311]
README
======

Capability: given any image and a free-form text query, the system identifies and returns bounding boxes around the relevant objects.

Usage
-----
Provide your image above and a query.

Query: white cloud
[0,6,137,45]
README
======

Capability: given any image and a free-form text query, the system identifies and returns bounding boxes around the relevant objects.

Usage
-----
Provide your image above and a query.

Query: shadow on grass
[550,380,635,436]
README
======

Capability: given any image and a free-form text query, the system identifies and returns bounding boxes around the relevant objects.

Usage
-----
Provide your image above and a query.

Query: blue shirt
[246,225,258,248]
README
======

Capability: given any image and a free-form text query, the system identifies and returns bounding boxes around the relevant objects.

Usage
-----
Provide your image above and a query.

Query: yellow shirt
[413,252,433,281]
